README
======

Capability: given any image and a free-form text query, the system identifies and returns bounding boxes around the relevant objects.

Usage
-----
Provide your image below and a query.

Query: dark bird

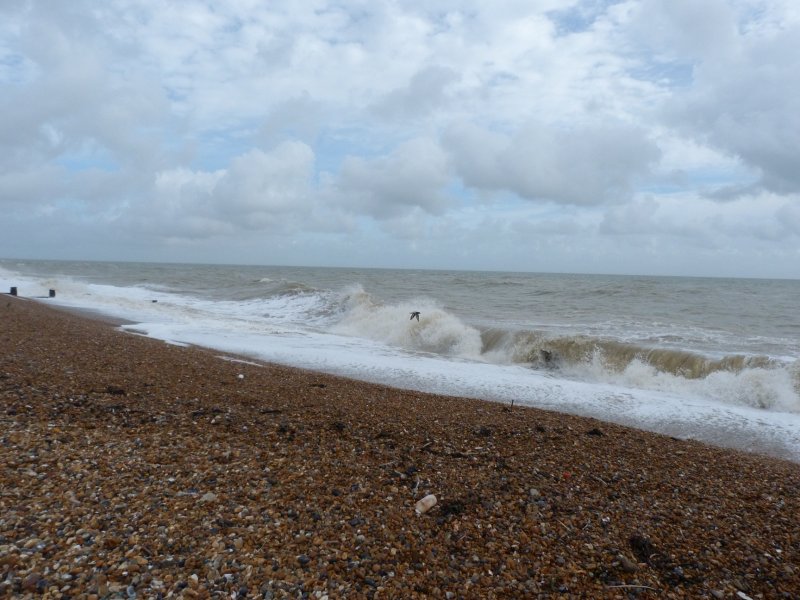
[410,311,421,321]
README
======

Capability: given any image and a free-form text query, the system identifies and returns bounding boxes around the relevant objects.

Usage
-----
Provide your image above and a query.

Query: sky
[1,0,799,278]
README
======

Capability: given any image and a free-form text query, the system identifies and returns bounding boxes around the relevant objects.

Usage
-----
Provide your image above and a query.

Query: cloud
[371,65,461,121]
[0,0,798,277]
[629,0,738,61]
[629,0,800,194]
[336,138,452,218]
[0,165,72,211]
[599,191,800,247]
[444,120,661,205]
[141,142,316,238]
[0,3,169,172]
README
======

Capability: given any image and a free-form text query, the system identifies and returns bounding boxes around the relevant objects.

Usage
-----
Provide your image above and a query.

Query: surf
[2,260,800,459]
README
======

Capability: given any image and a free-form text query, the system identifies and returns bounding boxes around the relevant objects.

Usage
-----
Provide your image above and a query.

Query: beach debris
[629,534,656,564]
[586,427,604,436]
[415,493,437,515]
[617,554,639,573]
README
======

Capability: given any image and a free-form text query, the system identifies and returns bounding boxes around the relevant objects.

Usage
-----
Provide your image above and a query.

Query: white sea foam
[330,286,483,357]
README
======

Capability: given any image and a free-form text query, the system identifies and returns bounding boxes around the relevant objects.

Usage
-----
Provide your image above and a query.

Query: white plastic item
[415,494,437,515]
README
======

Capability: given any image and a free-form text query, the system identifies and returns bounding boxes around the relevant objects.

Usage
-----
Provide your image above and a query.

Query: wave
[482,331,777,376]
[479,330,800,412]
[329,285,483,356]
[322,291,800,413]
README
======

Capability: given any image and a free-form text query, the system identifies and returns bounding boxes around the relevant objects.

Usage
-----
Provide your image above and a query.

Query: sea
[2,259,799,462]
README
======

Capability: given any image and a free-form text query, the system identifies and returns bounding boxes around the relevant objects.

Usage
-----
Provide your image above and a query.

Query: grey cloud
[0,165,71,210]
[444,120,660,205]
[371,65,461,120]
[0,162,144,224]
[599,192,800,247]
[337,138,452,218]
[630,0,738,61]
[599,197,663,235]
[0,2,169,177]
[673,33,800,193]
[259,93,325,145]
[630,1,800,195]
[776,202,800,236]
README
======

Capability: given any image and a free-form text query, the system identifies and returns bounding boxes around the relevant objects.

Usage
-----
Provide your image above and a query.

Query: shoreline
[1,297,799,598]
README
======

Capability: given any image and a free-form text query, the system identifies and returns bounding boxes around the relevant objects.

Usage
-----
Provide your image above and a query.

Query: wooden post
[10,287,17,296]
[49,289,56,298]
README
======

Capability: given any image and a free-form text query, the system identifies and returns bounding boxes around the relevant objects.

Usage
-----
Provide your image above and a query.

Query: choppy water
[2,259,799,460]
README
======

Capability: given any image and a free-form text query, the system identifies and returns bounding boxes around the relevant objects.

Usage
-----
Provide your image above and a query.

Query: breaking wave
[481,330,800,413]
[322,287,800,413]
[329,285,483,357]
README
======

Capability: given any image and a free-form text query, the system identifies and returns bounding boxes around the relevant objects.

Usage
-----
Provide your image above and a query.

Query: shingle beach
[1,297,799,599]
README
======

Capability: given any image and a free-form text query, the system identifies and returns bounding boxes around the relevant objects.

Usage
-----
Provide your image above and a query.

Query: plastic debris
[415,494,437,515]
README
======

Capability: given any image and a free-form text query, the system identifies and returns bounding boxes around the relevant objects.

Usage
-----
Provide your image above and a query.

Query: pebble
[22,572,41,591]
[2,299,800,600]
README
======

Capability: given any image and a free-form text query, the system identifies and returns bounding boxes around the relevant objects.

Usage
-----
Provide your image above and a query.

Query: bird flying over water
[410,311,420,321]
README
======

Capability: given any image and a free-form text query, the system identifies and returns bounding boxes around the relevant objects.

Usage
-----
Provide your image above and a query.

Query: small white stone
[414,494,437,515]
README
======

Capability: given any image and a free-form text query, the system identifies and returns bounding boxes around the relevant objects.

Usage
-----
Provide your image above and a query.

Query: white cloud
[0,0,798,277]
[141,142,316,238]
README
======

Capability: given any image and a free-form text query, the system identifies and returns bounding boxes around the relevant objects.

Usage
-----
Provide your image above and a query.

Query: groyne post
[10,287,17,296]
